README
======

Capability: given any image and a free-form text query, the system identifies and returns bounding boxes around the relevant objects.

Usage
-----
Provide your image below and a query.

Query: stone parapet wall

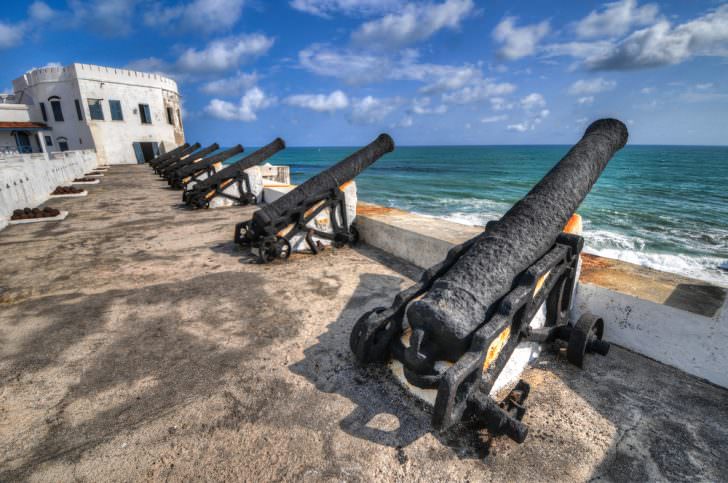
[355,202,728,389]
[0,149,98,230]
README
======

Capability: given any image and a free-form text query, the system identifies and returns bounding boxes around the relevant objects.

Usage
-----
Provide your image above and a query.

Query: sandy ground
[1,165,727,482]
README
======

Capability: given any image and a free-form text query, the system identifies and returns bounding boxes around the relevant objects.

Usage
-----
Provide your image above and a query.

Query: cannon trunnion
[234,133,395,263]
[350,119,628,443]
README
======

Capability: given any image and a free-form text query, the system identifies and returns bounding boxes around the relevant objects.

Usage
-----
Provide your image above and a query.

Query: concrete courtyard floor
[1,165,727,481]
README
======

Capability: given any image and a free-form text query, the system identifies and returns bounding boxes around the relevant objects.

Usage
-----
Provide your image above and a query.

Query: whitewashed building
[5,63,185,164]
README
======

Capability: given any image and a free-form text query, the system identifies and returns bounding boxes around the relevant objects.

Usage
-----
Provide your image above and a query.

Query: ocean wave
[583,245,728,287]
[420,214,728,287]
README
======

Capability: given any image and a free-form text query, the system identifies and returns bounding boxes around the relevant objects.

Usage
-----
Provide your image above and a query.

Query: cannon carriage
[350,119,628,443]
[234,134,394,263]
[183,138,286,209]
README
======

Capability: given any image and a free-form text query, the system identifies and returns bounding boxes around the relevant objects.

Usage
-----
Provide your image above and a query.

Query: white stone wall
[0,104,33,122]
[0,149,98,230]
[11,63,184,165]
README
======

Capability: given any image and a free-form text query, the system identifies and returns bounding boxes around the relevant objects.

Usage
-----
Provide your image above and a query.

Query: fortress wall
[0,149,98,230]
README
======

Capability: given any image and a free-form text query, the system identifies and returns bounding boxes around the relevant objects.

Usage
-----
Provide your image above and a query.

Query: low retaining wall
[356,202,728,389]
[0,150,98,230]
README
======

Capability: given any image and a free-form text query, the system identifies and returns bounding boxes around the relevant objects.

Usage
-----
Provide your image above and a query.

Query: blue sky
[1,0,727,146]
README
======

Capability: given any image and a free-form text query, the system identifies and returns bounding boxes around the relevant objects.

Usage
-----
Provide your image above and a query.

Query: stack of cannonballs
[52,186,84,195]
[11,207,61,220]
[73,177,96,182]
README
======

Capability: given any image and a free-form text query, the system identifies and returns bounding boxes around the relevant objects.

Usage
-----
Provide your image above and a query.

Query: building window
[50,98,64,122]
[109,100,123,121]
[57,137,69,152]
[75,99,83,121]
[40,102,48,122]
[45,135,53,146]
[166,106,174,125]
[139,104,151,124]
[87,99,104,120]
[177,109,181,127]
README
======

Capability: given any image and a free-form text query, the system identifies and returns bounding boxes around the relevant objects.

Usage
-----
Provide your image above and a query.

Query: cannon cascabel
[405,119,628,361]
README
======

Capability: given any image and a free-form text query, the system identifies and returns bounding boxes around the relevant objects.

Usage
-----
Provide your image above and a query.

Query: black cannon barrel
[150,143,188,166]
[174,144,244,180]
[188,137,286,196]
[156,143,201,172]
[406,119,628,360]
[161,143,219,176]
[250,133,394,233]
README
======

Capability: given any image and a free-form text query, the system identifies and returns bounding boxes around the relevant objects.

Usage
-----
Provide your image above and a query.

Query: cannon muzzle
[161,143,219,177]
[406,119,627,360]
[150,143,188,166]
[170,144,244,188]
[155,143,201,173]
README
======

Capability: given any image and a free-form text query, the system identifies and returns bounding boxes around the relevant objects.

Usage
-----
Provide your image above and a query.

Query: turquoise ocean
[227,145,728,286]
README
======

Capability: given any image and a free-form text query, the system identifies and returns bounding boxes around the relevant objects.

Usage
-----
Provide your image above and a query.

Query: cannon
[350,119,627,443]
[183,138,286,209]
[159,143,219,178]
[168,145,244,189]
[153,142,201,174]
[234,133,394,263]
[149,143,189,167]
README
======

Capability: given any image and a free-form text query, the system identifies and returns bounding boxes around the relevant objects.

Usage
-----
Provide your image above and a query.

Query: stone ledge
[355,201,728,389]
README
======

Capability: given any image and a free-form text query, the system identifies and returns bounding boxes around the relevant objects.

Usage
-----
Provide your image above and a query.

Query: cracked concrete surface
[1,165,726,481]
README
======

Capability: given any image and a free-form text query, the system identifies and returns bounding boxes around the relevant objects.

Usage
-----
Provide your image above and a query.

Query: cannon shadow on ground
[288,260,497,460]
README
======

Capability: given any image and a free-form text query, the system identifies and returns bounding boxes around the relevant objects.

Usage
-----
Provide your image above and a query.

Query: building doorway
[132,142,159,163]
[14,131,32,153]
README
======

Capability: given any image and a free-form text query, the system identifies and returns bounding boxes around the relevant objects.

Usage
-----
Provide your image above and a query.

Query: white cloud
[28,1,56,22]
[492,17,550,60]
[349,96,399,124]
[393,115,414,128]
[204,86,275,121]
[640,86,654,94]
[144,0,246,33]
[575,0,659,38]
[200,72,259,95]
[299,45,388,83]
[541,40,613,60]
[441,78,516,104]
[520,92,546,109]
[481,114,507,123]
[290,0,401,17]
[418,65,481,94]
[587,5,728,70]
[284,90,349,112]
[577,96,594,105]
[568,78,617,95]
[70,0,140,36]
[298,44,506,101]
[490,97,514,111]
[177,34,274,73]
[0,22,25,49]
[409,97,447,115]
[506,122,529,132]
[507,109,549,132]
[695,82,714,90]
[351,0,474,49]
[508,94,549,132]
